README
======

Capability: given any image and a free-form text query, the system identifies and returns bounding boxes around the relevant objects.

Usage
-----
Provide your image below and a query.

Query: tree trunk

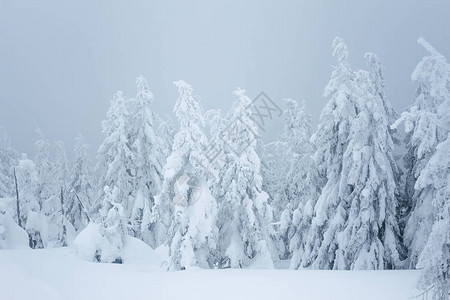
[14,168,21,228]
[60,186,67,247]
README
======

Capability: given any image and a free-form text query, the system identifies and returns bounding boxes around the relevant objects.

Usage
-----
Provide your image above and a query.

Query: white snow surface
[0,246,419,300]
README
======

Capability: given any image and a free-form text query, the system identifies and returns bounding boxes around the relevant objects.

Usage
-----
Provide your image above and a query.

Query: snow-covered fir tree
[33,128,54,216]
[265,99,315,260]
[15,154,43,248]
[48,141,70,246]
[332,53,402,270]
[297,37,359,269]
[415,134,450,300]
[214,88,275,269]
[263,99,320,264]
[128,76,167,247]
[97,91,135,222]
[297,38,401,270]
[32,129,64,247]
[392,38,450,268]
[154,80,218,270]
[155,114,175,160]
[98,185,127,263]
[67,133,95,232]
[0,127,18,199]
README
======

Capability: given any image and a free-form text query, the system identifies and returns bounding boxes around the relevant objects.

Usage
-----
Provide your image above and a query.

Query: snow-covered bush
[75,186,127,263]
[0,198,29,249]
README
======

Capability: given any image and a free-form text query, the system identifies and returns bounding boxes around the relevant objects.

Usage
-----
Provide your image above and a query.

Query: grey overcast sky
[1,0,449,158]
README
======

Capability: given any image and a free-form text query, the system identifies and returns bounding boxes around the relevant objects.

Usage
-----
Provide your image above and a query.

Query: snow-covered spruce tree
[297,37,358,269]
[365,53,406,256]
[15,154,44,248]
[48,141,70,247]
[33,128,54,217]
[392,38,450,268]
[96,91,135,222]
[204,109,225,139]
[266,99,315,260]
[298,38,401,270]
[265,99,319,263]
[67,133,95,232]
[215,88,275,269]
[155,80,218,270]
[155,114,175,161]
[0,127,18,199]
[415,135,450,300]
[332,53,402,270]
[203,108,229,184]
[128,76,166,247]
[31,129,63,247]
[98,185,127,263]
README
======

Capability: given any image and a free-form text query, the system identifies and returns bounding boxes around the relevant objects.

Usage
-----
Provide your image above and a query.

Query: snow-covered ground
[0,240,420,300]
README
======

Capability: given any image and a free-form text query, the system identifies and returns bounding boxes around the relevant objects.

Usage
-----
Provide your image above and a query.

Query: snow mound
[74,222,165,267]
[122,236,164,266]
[0,198,29,249]
[73,222,103,262]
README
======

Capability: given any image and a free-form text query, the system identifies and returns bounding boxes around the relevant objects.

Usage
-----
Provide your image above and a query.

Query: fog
[1,0,449,157]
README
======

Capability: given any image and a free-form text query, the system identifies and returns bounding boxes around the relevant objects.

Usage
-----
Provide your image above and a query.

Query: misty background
[1,0,449,159]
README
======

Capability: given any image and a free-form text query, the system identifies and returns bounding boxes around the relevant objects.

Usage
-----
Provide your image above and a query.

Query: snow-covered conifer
[15,154,44,248]
[332,53,401,270]
[98,185,127,263]
[97,91,134,220]
[266,99,317,263]
[128,76,166,246]
[48,141,70,246]
[67,133,96,231]
[263,99,314,260]
[297,38,401,270]
[415,134,450,300]
[0,127,18,199]
[392,38,450,268]
[215,88,275,269]
[298,37,358,269]
[33,128,54,215]
[156,81,217,270]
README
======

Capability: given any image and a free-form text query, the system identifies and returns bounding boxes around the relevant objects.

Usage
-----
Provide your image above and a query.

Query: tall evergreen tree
[49,141,70,246]
[34,128,54,215]
[97,91,135,221]
[15,154,43,248]
[154,80,218,270]
[0,127,18,199]
[299,38,401,270]
[415,134,450,300]
[33,129,66,247]
[299,37,359,269]
[392,38,450,268]
[332,53,401,269]
[68,133,96,231]
[268,99,315,261]
[214,88,275,269]
[129,76,166,247]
